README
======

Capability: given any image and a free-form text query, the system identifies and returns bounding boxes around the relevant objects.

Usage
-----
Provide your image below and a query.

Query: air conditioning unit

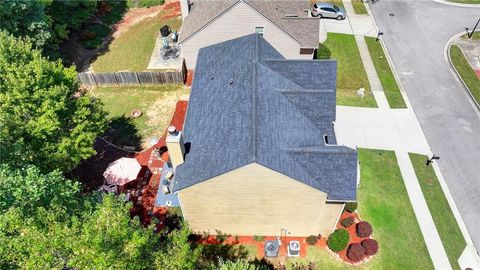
[165,170,174,180]
[288,241,300,257]
[162,185,170,194]
[264,240,279,257]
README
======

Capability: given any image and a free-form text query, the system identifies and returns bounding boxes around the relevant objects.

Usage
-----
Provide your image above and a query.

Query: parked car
[311,2,346,20]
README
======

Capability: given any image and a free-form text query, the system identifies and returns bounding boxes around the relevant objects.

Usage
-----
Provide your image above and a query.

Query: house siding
[180,2,312,69]
[177,163,343,237]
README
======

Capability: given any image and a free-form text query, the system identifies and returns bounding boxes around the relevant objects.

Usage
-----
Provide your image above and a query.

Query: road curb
[368,3,480,265]
[431,0,480,8]
[444,33,480,116]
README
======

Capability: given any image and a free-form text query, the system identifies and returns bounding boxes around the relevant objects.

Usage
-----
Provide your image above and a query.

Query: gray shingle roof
[178,0,319,48]
[174,34,357,201]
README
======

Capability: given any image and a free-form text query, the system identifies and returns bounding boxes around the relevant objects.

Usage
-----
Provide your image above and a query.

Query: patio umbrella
[103,157,142,186]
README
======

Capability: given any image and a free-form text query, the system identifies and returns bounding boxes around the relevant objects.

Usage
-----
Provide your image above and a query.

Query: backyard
[322,33,377,108]
[410,153,466,270]
[88,84,189,148]
[449,44,480,104]
[91,7,181,72]
[365,37,407,108]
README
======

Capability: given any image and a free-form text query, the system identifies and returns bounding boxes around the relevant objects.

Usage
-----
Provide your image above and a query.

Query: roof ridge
[251,35,258,162]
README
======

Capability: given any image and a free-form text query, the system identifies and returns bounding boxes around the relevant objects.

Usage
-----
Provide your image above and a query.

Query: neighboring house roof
[178,0,319,48]
[173,34,357,201]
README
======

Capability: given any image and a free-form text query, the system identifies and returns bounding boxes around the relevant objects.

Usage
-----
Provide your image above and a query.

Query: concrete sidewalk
[396,151,452,270]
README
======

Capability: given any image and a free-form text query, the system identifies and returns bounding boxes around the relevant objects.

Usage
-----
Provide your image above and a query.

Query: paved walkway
[354,35,390,109]
[395,151,452,270]
[335,106,430,153]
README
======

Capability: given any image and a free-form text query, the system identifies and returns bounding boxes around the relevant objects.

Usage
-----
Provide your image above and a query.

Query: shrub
[344,202,358,213]
[253,235,265,242]
[341,216,355,227]
[361,239,379,256]
[316,43,331,59]
[306,235,318,246]
[347,243,366,262]
[356,221,373,238]
[327,229,350,252]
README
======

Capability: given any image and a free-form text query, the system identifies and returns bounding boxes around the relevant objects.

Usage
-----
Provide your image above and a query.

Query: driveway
[368,0,480,249]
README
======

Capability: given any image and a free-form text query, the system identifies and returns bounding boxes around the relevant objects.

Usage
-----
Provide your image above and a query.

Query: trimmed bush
[361,239,379,256]
[347,243,366,262]
[306,235,318,246]
[315,44,331,59]
[327,229,350,252]
[356,221,373,238]
[341,216,355,227]
[344,202,358,213]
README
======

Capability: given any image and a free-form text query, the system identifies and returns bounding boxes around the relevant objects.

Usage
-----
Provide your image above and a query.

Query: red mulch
[335,211,376,264]
[128,100,188,228]
[185,70,194,86]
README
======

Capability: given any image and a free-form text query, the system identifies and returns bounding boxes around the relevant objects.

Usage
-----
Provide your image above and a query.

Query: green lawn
[450,45,480,104]
[352,0,368,14]
[365,37,407,108]
[409,153,466,270]
[91,12,181,72]
[323,33,376,107]
[89,84,188,146]
[288,149,434,269]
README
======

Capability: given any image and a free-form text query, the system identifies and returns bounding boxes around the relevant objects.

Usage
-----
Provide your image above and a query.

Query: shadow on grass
[104,116,142,150]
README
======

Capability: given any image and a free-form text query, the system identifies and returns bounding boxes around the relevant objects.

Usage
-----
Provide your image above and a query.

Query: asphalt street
[368,0,480,249]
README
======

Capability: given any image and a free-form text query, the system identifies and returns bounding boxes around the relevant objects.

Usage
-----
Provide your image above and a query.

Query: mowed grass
[352,0,368,14]
[409,153,466,270]
[324,33,376,107]
[91,12,181,72]
[89,84,188,145]
[450,45,480,104]
[365,37,407,108]
[287,149,434,269]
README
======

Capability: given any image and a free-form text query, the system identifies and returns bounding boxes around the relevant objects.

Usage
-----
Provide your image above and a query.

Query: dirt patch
[146,95,178,130]
[113,0,180,38]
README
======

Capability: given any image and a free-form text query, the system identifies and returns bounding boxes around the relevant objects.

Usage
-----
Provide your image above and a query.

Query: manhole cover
[389,13,395,17]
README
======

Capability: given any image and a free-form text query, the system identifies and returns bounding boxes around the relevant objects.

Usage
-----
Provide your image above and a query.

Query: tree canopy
[0,31,108,172]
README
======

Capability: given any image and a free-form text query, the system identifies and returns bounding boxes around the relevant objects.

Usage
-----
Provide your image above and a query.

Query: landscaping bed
[88,84,188,147]
[321,33,376,107]
[364,36,407,108]
[409,153,466,270]
[91,4,181,72]
[449,44,480,105]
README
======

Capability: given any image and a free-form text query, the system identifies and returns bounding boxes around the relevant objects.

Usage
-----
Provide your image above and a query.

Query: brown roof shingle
[178,0,319,48]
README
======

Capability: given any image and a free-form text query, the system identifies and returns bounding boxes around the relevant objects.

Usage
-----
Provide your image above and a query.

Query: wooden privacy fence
[78,70,186,87]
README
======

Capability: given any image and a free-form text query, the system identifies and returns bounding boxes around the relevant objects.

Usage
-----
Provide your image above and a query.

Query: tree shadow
[188,232,274,269]
[104,116,142,150]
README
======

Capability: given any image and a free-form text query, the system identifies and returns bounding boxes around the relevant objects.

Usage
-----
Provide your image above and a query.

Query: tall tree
[0,0,51,49]
[0,32,108,172]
